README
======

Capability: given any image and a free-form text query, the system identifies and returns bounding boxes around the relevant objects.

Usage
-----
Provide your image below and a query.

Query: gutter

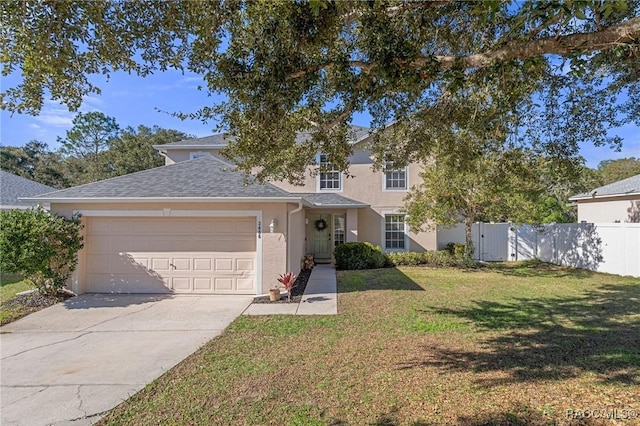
[286,200,305,272]
[306,204,369,208]
[152,144,227,150]
[569,192,640,201]
[20,196,305,204]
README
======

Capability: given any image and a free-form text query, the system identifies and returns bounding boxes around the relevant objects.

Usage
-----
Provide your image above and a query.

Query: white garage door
[85,217,257,294]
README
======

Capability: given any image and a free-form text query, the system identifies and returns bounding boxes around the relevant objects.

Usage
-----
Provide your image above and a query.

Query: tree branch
[430,17,640,69]
[288,17,640,80]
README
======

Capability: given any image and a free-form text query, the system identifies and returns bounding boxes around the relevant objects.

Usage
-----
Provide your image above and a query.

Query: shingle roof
[26,156,299,201]
[154,134,232,148]
[570,174,640,200]
[157,125,371,149]
[0,171,56,209]
[300,193,369,208]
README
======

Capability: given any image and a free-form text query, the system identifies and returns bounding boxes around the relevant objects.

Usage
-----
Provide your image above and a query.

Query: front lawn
[0,273,34,325]
[100,262,640,425]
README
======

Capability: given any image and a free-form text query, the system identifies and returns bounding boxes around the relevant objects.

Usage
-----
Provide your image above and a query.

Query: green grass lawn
[99,262,640,425]
[0,273,35,325]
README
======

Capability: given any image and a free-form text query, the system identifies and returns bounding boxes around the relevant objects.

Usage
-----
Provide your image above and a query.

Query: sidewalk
[243,264,337,315]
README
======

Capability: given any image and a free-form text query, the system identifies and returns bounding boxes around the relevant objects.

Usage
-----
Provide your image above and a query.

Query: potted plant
[269,286,281,301]
[277,272,297,302]
[301,254,314,270]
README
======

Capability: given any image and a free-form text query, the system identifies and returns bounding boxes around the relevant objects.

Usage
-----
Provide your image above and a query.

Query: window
[384,214,406,250]
[318,154,341,190]
[190,152,211,160]
[384,162,407,190]
[334,214,345,247]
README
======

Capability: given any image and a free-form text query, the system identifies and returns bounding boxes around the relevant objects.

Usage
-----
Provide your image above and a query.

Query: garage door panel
[236,258,254,271]
[171,277,191,291]
[237,278,254,291]
[85,217,257,294]
[151,258,171,272]
[194,258,212,271]
[214,277,233,291]
[193,278,212,291]
[172,258,191,271]
[214,258,233,272]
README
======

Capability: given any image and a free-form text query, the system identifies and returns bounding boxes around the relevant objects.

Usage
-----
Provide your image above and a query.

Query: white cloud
[80,94,104,110]
[34,106,74,127]
[34,97,106,129]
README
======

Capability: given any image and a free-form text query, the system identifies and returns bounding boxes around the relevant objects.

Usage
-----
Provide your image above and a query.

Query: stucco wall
[576,196,640,223]
[161,149,224,165]
[272,151,437,251]
[50,201,295,295]
[287,205,307,273]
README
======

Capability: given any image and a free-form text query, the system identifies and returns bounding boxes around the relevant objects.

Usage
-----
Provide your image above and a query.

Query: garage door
[84,217,257,294]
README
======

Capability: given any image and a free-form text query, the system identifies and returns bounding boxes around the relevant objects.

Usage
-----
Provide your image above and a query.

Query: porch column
[346,209,358,242]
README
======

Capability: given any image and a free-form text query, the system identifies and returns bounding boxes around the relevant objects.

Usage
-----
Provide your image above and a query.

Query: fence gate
[474,223,510,261]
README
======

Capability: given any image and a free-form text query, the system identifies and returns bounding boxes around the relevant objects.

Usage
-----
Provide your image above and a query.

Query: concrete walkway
[243,264,338,315]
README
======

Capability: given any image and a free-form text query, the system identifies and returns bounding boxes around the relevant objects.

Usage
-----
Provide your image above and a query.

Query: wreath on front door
[315,218,328,231]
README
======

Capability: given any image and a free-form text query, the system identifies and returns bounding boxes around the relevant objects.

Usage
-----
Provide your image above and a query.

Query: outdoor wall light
[269,219,277,233]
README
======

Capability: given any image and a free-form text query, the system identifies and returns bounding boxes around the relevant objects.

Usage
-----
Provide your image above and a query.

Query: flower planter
[269,289,281,301]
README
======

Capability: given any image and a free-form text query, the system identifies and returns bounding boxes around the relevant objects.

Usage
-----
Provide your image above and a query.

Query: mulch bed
[0,290,75,326]
[2,290,73,310]
[252,267,312,304]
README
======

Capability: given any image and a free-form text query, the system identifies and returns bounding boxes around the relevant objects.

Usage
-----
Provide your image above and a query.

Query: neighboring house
[569,174,640,223]
[27,126,435,296]
[0,171,55,211]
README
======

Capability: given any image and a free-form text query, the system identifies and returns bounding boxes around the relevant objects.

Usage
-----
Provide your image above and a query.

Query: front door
[311,214,332,260]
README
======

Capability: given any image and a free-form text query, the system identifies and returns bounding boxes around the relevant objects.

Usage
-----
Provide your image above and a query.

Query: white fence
[437,222,640,278]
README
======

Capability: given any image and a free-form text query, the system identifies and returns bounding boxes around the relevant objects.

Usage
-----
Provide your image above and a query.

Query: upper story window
[318,154,342,191]
[384,162,407,190]
[190,151,211,160]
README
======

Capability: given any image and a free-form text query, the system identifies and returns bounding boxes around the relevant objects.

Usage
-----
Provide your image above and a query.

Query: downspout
[286,200,304,272]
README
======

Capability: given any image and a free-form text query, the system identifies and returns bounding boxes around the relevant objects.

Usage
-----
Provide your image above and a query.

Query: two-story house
[28,126,436,296]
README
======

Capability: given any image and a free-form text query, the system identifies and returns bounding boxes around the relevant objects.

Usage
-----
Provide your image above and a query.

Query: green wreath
[315,218,327,231]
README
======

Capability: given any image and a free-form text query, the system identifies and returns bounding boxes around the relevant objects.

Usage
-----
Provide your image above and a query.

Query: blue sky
[1,69,638,169]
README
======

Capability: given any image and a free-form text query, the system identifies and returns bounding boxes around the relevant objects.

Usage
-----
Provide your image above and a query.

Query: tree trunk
[464,216,475,261]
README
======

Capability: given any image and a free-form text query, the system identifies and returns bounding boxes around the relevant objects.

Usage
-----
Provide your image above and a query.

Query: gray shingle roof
[157,125,371,149]
[0,171,56,209]
[300,193,369,208]
[570,174,640,200]
[154,134,232,148]
[26,156,299,201]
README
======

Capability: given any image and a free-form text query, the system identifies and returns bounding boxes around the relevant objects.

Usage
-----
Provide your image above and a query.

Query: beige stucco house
[27,127,435,296]
[569,174,640,223]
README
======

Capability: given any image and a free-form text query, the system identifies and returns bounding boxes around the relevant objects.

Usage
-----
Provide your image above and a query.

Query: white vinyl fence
[437,222,640,277]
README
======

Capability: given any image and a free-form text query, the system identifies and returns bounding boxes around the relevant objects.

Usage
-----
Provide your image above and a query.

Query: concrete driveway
[0,294,252,426]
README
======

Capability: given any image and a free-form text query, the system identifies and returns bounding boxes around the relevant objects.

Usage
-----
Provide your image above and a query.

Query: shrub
[334,242,387,270]
[445,242,467,258]
[386,250,478,268]
[0,208,83,296]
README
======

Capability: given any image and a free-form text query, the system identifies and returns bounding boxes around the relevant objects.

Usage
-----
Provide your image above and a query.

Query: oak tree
[2,1,638,182]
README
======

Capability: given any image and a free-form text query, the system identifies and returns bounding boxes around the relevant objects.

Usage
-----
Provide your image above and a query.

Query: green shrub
[386,250,477,268]
[334,242,388,270]
[0,208,84,296]
[385,251,426,266]
[445,242,467,258]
